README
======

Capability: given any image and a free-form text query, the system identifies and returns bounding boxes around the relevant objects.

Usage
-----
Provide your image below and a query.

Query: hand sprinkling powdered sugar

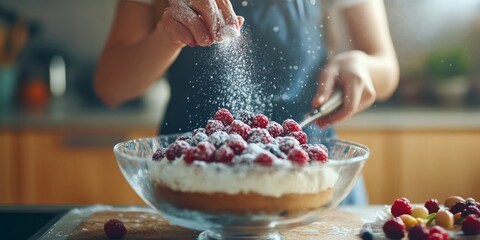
[162,0,243,47]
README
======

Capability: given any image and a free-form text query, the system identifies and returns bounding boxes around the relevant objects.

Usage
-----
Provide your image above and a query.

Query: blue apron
[162,0,367,205]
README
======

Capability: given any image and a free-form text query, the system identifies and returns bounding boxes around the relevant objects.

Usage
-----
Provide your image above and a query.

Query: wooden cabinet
[0,128,157,205]
[337,129,480,205]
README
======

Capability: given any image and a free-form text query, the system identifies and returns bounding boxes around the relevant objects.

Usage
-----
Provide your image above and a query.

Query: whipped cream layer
[149,159,339,198]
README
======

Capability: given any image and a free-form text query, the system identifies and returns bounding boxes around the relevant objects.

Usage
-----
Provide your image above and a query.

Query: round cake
[149,109,338,214]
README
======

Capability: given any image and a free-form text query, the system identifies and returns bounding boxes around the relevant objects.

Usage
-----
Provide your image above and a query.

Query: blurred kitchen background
[0,0,479,206]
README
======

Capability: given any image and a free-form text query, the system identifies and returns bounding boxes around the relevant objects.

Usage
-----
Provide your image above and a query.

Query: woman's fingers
[162,9,195,45]
[312,64,338,109]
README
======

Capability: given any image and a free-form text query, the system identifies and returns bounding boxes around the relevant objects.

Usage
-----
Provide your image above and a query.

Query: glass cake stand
[113,134,369,240]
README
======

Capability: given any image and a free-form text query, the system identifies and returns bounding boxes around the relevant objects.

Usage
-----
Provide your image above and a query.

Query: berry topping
[287,131,308,145]
[165,140,190,160]
[212,145,235,163]
[287,147,309,166]
[152,148,166,161]
[237,110,255,125]
[251,114,269,128]
[276,136,300,154]
[266,121,284,138]
[104,219,127,239]
[214,108,234,126]
[302,144,328,163]
[205,120,225,136]
[263,143,287,159]
[254,152,275,166]
[226,133,248,154]
[209,131,229,148]
[382,217,406,239]
[408,224,429,240]
[247,128,274,144]
[427,233,445,240]
[184,142,215,163]
[191,132,209,146]
[192,127,206,136]
[462,214,480,235]
[176,135,191,143]
[229,120,252,139]
[391,197,413,217]
[425,199,440,214]
[282,119,302,134]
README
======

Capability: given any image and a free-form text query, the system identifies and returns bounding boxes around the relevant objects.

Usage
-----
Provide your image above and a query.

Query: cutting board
[43,206,368,239]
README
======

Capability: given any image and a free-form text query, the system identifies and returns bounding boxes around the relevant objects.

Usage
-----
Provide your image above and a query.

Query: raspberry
[302,144,328,163]
[462,205,480,217]
[408,224,429,240]
[427,233,444,240]
[192,127,206,136]
[391,197,413,217]
[205,120,225,135]
[237,110,255,125]
[209,131,229,148]
[449,201,466,215]
[176,135,191,143]
[254,152,275,166]
[214,108,234,126]
[266,121,284,138]
[191,132,209,146]
[428,226,448,240]
[183,147,197,164]
[165,140,190,160]
[247,128,274,144]
[382,217,405,239]
[461,214,480,235]
[212,145,234,163]
[251,114,269,128]
[287,147,309,166]
[229,120,252,139]
[276,136,300,154]
[104,219,127,239]
[287,131,308,145]
[263,143,287,159]
[425,199,440,214]
[152,148,166,161]
[227,133,247,154]
[195,141,216,161]
[282,119,302,134]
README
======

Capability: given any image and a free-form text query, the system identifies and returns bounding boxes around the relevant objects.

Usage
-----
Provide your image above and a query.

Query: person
[94,0,399,205]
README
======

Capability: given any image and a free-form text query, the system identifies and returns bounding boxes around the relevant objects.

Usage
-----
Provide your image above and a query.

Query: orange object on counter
[21,77,49,109]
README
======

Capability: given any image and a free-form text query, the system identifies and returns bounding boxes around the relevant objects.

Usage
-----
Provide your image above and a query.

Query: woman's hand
[162,0,244,47]
[311,50,377,129]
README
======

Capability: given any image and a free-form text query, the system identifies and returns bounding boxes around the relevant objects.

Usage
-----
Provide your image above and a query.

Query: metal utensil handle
[299,89,343,128]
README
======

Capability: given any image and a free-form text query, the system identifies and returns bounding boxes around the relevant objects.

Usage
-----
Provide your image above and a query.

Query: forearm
[362,50,399,101]
[94,23,183,108]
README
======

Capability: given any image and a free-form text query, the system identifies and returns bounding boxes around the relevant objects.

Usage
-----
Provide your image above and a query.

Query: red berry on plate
[427,233,444,240]
[227,133,247,154]
[214,108,234,126]
[428,226,448,240]
[287,147,309,166]
[282,119,302,134]
[391,197,413,217]
[195,141,216,161]
[152,148,166,161]
[382,217,405,239]
[254,152,275,166]
[449,201,466,215]
[205,119,225,135]
[229,120,252,139]
[462,205,480,217]
[104,219,127,239]
[183,147,197,164]
[408,224,429,240]
[266,121,284,138]
[238,111,255,125]
[425,199,440,214]
[251,114,269,128]
[212,145,235,163]
[287,131,308,145]
[461,214,480,235]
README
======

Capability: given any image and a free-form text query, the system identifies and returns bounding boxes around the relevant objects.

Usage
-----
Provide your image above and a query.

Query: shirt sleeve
[122,0,154,4]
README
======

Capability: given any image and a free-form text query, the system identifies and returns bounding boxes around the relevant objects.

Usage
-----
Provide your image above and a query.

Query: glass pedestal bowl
[113,134,369,240]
